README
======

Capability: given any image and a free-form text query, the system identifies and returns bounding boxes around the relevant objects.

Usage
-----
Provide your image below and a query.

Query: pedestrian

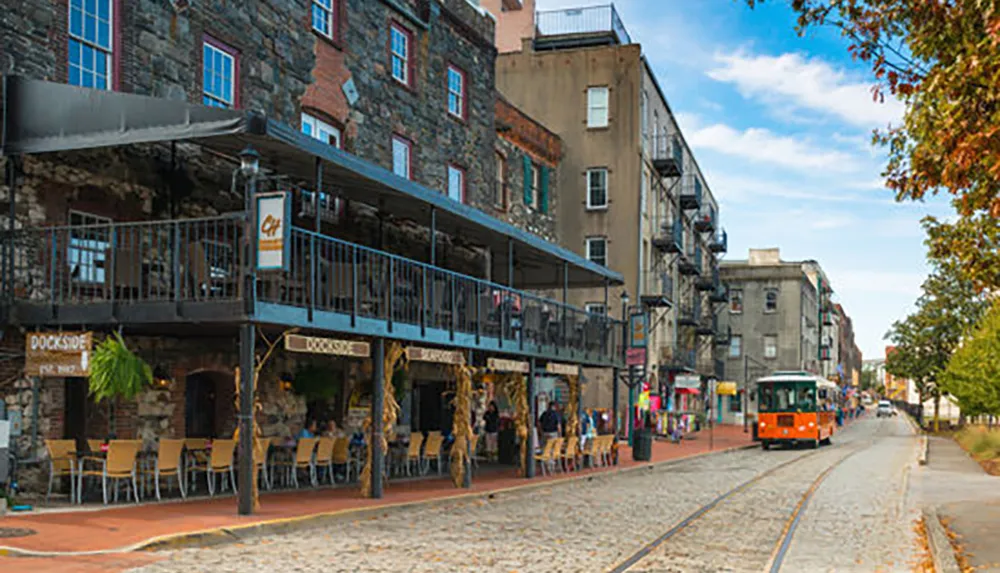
[297,419,318,439]
[539,401,562,448]
[484,401,500,461]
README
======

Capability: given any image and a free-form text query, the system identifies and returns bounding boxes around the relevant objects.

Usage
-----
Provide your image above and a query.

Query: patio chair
[87,439,104,453]
[254,437,273,491]
[534,437,561,476]
[273,438,318,488]
[581,436,600,468]
[77,439,142,505]
[140,438,186,501]
[188,439,237,496]
[44,439,77,503]
[561,437,580,472]
[183,438,211,492]
[331,436,353,483]
[600,435,614,466]
[469,433,486,469]
[404,432,424,477]
[315,437,336,485]
[421,433,445,476]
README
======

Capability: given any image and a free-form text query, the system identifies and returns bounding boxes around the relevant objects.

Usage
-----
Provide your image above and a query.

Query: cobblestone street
[131,417,920,573]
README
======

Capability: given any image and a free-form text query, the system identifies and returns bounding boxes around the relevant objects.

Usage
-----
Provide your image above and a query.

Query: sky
[535,0,951,362]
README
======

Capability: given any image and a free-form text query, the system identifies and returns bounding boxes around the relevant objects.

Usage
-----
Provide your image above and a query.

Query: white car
[876,400,896,418]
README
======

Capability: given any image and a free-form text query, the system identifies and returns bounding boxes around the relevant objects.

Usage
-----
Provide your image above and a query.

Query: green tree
[745,0,1000,290]
[942,300,1000,419]
[860,363,878,391]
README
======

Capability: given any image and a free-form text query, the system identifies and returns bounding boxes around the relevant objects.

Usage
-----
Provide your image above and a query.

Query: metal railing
[535,4,631,44]
[1,216,624,363]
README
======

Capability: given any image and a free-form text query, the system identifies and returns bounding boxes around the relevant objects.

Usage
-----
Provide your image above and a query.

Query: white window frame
[728,334,742,358]
[764,335,778,359]
[529,162,540,209]
[495,152,506,209]
[640,91,648,151]
[585,303,607,317]
[202,41,235,108]
[312,0,335,39]
[68,0,114,90]
[447,64,465,119]
[586,168,608,210]
[390,23,410,86]
[587,86,609,128]
[585,237,608,267]
[301,113,341,148]
[447,164,465,203]
[392,135,412,180]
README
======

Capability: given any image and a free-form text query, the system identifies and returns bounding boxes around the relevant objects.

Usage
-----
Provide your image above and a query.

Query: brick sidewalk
[0,425,752,572]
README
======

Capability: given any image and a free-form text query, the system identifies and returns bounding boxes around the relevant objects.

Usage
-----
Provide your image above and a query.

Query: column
[237,323,255,515]
[526,357,537,479]
[612,367,619,439]
[370,337,385,499]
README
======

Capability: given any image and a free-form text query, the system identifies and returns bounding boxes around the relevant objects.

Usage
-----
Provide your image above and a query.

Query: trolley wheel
[762,440,771,451]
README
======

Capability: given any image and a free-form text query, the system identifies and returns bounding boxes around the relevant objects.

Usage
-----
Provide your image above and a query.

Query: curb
[924,508,962,573]
[0,441,758,557]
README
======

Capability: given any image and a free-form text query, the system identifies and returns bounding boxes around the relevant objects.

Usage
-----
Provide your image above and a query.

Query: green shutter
[522,155,532,205]
[539,166,549,214]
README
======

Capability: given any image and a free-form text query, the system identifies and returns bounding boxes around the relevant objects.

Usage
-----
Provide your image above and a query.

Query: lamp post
[237,145,259,516]
[613,291,629,440]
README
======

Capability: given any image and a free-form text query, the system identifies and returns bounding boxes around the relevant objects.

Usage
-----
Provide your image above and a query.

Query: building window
[68,0,113,90]
[529,162,540,209]
[640,91,649,149]
[301,113,341,148]
[764,335,778,359]
[728,334,742,358]
[730,392,743,413]
[312,0,337,40]
[203,38,237,108]
[390,22,412,87]
[730,289,743,314]
[495,153,506,209]
[67,211,111,284]
[447,164,466,203]
[447,64,466,120]
[586,237,607,267]
[585,303,607,316]
[764,288,778,313]
[587,168,608,210]
[392,135,412,180]
[587,86,609,128]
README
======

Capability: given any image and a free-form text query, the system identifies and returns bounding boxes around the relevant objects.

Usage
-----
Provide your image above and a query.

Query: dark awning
[1,76,622,290]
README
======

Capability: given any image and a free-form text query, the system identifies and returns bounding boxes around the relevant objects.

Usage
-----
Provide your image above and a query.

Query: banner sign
[25,331,93,377]
[629,312,647,348]
[486,358,529,373]
[674,374,701,390]
[256,192,291,271]
[716,382,738,396]
[284,334,369,358]
[626,347,646,367]
[405,346,466,365]
[545,362,579,376]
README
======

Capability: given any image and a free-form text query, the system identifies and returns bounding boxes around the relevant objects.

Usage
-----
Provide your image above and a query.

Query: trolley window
[758,382,816,413]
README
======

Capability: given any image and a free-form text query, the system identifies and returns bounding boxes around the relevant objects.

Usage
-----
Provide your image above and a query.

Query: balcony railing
[651,134,682,178]
[2,216,624,364]
[680,177,703,211]
[651,219,683,254]
[709,228,728,253]
[535,4,631,45]
[640,271,673,309]
[694,205,716,233]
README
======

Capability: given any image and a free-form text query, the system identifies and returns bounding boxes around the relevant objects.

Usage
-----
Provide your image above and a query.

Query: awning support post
[314,158,323,233]
[371,337,385,499]
[526,357,537,479]
[237,323,256,516]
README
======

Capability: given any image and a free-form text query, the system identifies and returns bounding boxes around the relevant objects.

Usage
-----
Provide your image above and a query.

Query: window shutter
[539,165,549,214]
[522,155,532,205]
[407,31,417,88]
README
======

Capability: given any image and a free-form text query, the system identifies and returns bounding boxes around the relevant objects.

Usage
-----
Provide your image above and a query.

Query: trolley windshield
[757,381,816,413]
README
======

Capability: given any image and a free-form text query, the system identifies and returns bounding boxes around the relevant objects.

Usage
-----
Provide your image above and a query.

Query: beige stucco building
[484,2,729,416]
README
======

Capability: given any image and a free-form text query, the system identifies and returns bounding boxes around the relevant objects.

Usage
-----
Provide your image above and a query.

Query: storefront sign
[545,362,579,376]
[24,331,93,377]
[486,358,529,373]
[626,348,646,367]
[674,374,701,390]
[284,334,370,358]
[628,312,647,348]
[255,192,291,271]
[405,346,465,365]
[716,382,738,396]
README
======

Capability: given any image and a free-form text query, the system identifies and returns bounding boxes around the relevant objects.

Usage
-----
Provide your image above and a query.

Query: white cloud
[707,51,905,128]
[706,171,897,206]
[677,113,858,172]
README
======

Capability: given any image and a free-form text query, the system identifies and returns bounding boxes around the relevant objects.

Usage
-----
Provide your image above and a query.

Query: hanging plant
[391,367,408,403]
[291,362,340,401]
[88,332,153,402]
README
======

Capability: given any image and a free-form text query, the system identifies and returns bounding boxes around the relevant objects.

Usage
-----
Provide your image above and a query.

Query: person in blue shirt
[297,419,318,439]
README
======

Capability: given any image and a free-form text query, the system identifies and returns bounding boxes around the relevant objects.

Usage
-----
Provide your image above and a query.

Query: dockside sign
[25,332,93,377]
[284,334,370,358]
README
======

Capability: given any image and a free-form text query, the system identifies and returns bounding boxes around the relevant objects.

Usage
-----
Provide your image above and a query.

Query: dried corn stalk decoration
[449,364,475,488]
[565,374,580,440]
[497,372,529,476]
[360,341,406,498]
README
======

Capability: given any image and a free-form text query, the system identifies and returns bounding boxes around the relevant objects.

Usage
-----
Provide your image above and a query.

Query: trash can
[632,428,653,462]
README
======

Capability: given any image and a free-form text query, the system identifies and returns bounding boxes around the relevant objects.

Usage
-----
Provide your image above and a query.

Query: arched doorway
[185,370,233,438]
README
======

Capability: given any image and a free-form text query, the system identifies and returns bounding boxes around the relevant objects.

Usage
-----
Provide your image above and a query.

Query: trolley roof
[756,371,838,389]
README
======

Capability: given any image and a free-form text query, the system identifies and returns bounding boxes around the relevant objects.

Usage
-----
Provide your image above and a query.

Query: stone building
[0,0,622,497]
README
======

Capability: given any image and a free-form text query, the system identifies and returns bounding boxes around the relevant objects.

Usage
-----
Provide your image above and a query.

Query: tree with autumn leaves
[747,0,1000,291]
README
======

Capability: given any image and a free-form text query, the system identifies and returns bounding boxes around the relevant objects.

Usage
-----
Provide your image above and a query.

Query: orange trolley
[756,372,837,450]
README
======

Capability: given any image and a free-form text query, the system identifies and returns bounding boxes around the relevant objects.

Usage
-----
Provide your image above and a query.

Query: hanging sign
[674,374,701,390]
[284,334,370,358]
[405,346,466,365]
[255,192,292,271]
[486,358,529,373]
[629,312,647,348]
[544,362,579,376]
[716,382,738,396]
[24,331,93,377]
[626,348,646,367]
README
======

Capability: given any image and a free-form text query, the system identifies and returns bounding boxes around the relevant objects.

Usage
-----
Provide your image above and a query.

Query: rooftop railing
[535,4,631,45]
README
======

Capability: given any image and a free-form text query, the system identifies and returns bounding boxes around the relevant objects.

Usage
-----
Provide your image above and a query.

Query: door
[64,378,88,449]
[185,373,217,438]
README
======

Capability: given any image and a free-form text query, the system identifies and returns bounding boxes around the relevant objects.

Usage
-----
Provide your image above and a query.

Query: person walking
[539,401,562,449]
[484,401,500,462]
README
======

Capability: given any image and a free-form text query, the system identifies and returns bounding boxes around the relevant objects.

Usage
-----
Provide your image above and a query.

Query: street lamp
[239,146,260,178]
[620,290,630,319]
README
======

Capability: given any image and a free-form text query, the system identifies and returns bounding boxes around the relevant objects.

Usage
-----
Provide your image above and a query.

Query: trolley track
[607,429,882,573]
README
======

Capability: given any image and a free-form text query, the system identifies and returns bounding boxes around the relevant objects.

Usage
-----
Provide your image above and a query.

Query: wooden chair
[140,438,186,501]
[331,437,353,483]
[273,438,318,488]
[188,439,237,496]
[77,439,141,505]
[600,435,614,466]
[254,437,273,491]
[421,433,445,476]
[561,437,580,472]
[87,439,104,453]
[44,439,77,503]
[533,437,559,476]
[581,436,600,468]
[404,432,424,477]
[183,438,210,492]
[315,437,336,485]
[469,433,485,469]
